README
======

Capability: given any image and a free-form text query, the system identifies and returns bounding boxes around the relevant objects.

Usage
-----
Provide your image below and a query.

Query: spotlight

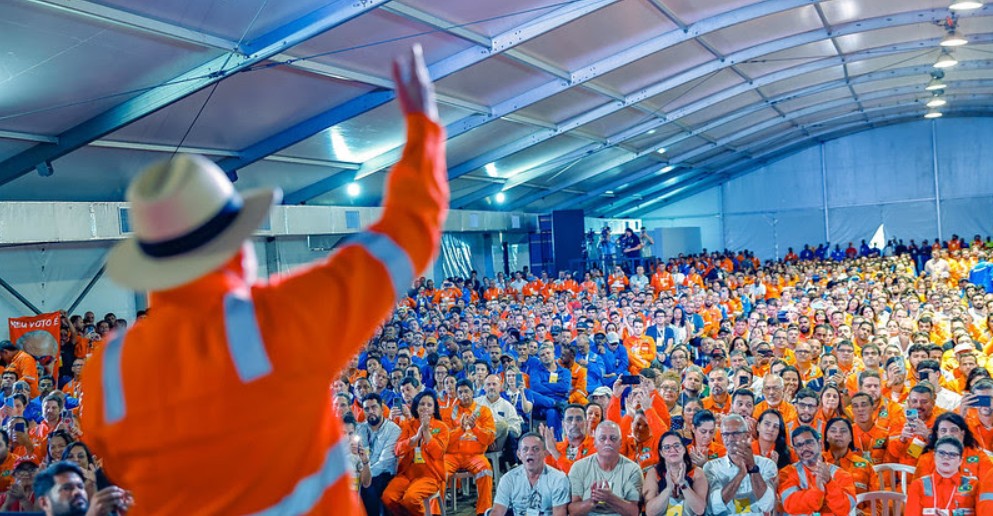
[924,110,944,119]
[925,73,948,91]
[494,192,506,204]
[485,163,498,177]
[941,30,968,47]
[926,94,947,108]
[934,49,958,68]
[346,183,360,197]
[949,0,983,10]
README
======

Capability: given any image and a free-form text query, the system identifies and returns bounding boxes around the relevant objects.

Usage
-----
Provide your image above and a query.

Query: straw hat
[106,154,279,291]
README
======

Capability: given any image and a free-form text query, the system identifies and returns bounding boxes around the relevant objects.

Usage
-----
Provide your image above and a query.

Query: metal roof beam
[596,168,709,216]
[239,0,620,203]
[441,7,976,181]
[0,0,390,186]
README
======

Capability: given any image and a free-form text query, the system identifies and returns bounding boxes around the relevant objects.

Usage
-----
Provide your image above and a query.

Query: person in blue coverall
[526,344,571,438]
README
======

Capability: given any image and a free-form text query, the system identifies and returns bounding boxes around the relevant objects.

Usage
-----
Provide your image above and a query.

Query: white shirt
[476,394,524,436]
[702,455,777,516]
[935,387,962,412]
[494,464,571,516]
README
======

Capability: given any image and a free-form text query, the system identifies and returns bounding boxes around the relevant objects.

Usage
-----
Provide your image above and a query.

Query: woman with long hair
[822,417,879,494]
[817,384,844,423]
[670,307,692,346]
[913,412,993,480]
[382,390,451,516]
[753,410,792,469]
[780,366,803,402]
[45,429,72,467]
[643,431,709,516]
[687,410,724,468]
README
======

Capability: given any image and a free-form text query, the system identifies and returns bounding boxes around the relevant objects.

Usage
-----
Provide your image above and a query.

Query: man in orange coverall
[779,425,856,516]
[80,45,448,515]
[442,379,496,515]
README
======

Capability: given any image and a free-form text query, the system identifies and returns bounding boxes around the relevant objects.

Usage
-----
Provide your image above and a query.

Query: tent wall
[641,118,993,260]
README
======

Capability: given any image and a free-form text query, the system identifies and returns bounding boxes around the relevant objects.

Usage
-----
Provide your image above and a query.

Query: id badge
[414,446,425,464]
[733,498,752,513]
[666,501,684,516]
[526,509,540,516]
[549,372,559,383]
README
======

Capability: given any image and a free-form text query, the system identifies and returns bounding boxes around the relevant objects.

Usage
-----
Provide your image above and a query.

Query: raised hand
[392,44,438,121]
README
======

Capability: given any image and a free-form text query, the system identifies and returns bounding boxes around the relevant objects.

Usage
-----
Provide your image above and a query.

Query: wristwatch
[746,465,760,474]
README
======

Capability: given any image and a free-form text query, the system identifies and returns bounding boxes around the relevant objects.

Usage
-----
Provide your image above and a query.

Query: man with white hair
[702,414,777,516]
[567,421,642,516]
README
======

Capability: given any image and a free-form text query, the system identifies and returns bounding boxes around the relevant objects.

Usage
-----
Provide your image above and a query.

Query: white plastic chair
[423,491,446,516]
[856,490,906,516]
[872,463,915,495]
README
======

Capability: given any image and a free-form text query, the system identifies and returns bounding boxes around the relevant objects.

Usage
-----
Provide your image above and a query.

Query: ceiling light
[925,77,948,91]
[949,0,983,10]
[484,163,498,177]
[924,110,944,119]
[656,148,667,155]
[926,93,948,108]
[941,30,968,47]
[660,165,676,173]
[934,49,958,68]
[647,129,656,135]
[346,182,360,197]
[494,192,506,203]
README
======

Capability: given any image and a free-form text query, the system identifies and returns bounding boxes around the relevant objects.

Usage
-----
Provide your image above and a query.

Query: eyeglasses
[722,431,748,439]
[794,439,819,449]
[935,450,962,459]
[796,402,818,410]
[660,444,683,452]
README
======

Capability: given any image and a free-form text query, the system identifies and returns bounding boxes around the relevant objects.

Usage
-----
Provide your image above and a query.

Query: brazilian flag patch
[959,479,973,493]
[873,438,887,448]
[967,455,979,463]
[431,428,441,435]
[854,461,867,468]
[880,409,888,418]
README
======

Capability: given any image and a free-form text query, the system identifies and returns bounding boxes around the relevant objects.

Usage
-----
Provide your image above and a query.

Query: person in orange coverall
[906,437,979,516]
[779,425,856,516]
[442,379,496,515]
[81,45,448,515]
[384,390,451,516]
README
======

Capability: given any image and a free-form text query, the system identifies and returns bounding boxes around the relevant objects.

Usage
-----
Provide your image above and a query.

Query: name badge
[549,372,559,383]
[666,501,684,516]
[733,498,752,513]
[414,447,425,464]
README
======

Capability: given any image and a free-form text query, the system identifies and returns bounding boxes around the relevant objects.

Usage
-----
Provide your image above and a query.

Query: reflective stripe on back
[102,332,127,424]
[346,231,414,300]
[223,294,273,382]
[251,438,350,515]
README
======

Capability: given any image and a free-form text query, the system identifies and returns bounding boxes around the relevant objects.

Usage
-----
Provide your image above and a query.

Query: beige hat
[106,154,279,291]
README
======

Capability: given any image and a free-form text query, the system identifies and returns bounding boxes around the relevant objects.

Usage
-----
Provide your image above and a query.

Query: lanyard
[931,475,956,514]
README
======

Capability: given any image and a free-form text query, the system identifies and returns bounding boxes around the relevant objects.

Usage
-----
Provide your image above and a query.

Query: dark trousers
[362,472,393,516]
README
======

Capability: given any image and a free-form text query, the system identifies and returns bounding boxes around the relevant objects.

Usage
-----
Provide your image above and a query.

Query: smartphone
[906,408,918,420]
[738,376,750,387]
[826,369,839,377]
[61,409,73,424]
[13,422,24,433]
[974,395,993,408]
[918,371,930,382]
[670,415,684,431]
[516,372,524,384]
[3,398,12,409]
[620,374,641,385]
[405,370,415,379]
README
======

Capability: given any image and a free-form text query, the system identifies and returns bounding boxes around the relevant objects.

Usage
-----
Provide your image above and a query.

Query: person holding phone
[888,385,943,465]
[963,378,993,451]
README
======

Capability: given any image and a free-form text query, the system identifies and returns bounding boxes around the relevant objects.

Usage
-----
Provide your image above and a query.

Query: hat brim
[107,188,279,291]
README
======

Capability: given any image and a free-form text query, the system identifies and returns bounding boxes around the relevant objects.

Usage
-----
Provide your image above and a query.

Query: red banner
[8,312,61,374]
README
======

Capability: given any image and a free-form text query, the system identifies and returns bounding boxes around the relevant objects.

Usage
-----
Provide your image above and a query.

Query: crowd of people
[333,233,993,516]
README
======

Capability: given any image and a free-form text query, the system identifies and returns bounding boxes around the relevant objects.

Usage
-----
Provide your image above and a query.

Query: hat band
[138,196,243,258]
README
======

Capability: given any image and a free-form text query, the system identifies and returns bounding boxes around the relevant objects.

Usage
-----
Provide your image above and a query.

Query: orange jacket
[396,418,450,484]
[545,436,596,474]
[624,335,656,374]
[823,451,879,494]
[7,351,38,398]
[779,462,856,516]
[753,399,797,425]
[906,472,978,516]
[80,114,448,515]
[912,446,993,481]
[852,422,891,465]
[561,361,588,405]
[441,401,495,455]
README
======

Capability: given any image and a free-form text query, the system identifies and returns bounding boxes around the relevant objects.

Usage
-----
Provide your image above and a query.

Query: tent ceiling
[1,0,992,215]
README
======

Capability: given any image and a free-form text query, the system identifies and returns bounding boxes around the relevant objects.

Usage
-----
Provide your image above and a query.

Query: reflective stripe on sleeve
[251,439,350,515]
[781,486,800,504]
[347,231,414,301]
[102,332,127,424]
[223,294,273,382]
[980,493,993,502]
